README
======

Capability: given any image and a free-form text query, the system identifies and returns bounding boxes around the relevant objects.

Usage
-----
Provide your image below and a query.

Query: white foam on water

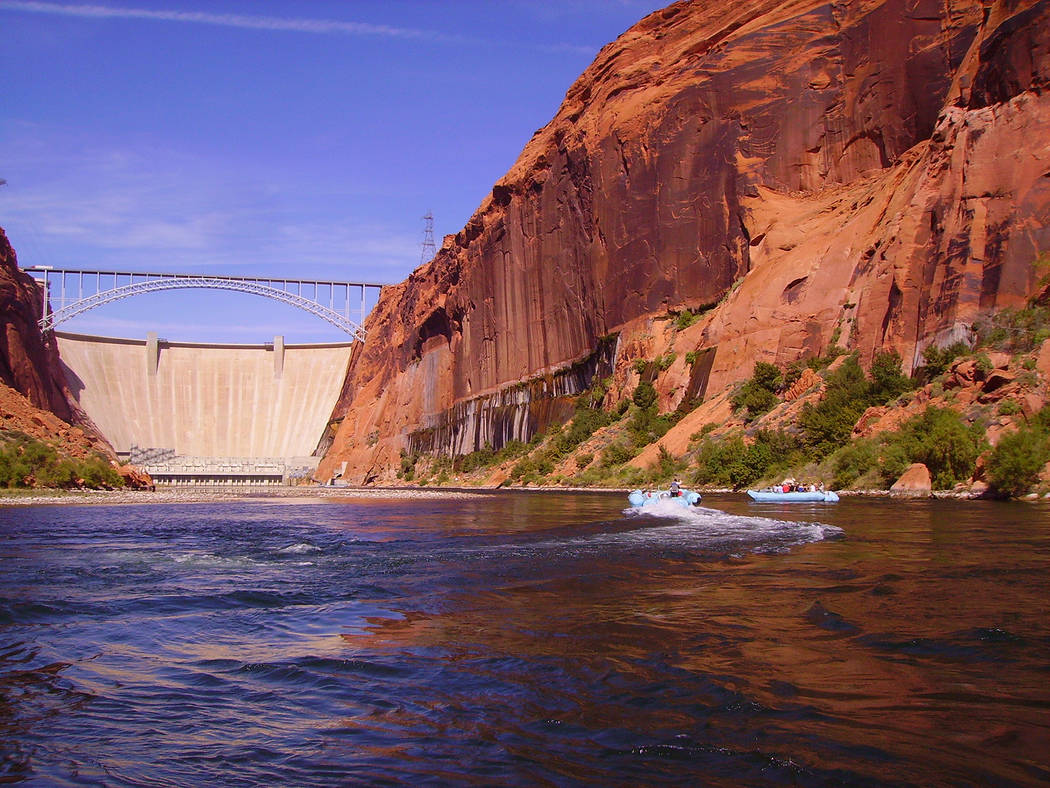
[614,502,841,552]
[167,551,257,568]
[278,543,321,555]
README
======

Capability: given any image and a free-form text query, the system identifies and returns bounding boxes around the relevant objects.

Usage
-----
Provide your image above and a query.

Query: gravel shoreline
[2,484,1037,507]
[0,485,493,507]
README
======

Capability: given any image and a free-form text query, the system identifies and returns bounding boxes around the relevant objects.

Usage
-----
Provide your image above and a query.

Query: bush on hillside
[600,441,636,468]
[0,434,123,489]
[692,429,806,489]
[826,406,982,490]
[868,350,915,403]
[975,306,1050,354]
[915,341,969,382]
[897,406,984,489]
[799,351,917,458]
[830,437,908,490]
[731,361,782,421]
[632,380,657,410]
[985,406,1050,498]
[798,355,871,456]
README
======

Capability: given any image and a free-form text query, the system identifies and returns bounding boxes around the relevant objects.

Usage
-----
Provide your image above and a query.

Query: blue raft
[746,488,840,503]
[628,488,701,509]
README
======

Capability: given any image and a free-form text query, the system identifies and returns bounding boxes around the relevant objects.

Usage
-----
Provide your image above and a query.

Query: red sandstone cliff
[0,227,113,458]
[0,228,76,421]
[319,0,1050,484]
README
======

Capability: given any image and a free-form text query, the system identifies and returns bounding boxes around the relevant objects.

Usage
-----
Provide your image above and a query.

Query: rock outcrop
[1,227,114,460]
[0,228,76,422]
[319,0,1050,483]
[0,381,112,461]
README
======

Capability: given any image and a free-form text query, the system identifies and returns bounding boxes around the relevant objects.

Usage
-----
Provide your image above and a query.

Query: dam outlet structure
[55,331,354,485]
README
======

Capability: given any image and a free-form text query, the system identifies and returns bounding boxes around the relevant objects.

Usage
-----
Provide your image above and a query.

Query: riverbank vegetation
[0,431,124,489]
[400,303,1050,499]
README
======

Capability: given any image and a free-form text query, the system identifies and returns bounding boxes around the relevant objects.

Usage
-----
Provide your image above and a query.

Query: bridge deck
[25,266,385,339]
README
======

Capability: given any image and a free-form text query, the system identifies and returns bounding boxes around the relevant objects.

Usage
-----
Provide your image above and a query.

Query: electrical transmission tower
[420,211,437,264]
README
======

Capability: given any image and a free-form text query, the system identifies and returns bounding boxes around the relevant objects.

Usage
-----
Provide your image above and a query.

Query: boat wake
[614,502,842,554]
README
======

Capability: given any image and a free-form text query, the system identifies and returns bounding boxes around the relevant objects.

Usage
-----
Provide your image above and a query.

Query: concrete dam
[55,331,353,483]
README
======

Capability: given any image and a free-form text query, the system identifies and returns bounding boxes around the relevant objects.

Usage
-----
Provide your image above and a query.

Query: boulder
[115,464,154,490]
[982,369,1017,394]
[891,463,933,496]
[947,358,978,388]
[986,351,1012,371]
[1036,339,1050,381]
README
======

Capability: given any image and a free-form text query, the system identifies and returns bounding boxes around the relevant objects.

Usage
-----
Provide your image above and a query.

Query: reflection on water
[1,492,1048,785]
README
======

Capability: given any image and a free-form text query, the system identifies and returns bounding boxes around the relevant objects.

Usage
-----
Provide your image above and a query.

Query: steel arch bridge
[26,267,386,341]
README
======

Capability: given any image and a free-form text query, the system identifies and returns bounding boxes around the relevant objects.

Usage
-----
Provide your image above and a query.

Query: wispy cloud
[0,1,605,54]
[1,1,458,42]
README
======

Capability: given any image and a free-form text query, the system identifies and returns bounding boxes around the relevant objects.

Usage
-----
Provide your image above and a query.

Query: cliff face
[0,227,116,461]
[0,228,75,422]
[319,0,1050,484]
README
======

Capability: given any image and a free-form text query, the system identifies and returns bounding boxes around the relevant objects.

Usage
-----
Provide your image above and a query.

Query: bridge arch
[29,268,384,341]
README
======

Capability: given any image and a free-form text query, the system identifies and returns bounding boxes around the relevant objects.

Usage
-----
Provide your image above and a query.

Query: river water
[1,491,1048,786]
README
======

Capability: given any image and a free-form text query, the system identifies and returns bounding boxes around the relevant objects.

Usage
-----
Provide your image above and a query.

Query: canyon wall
[318,0,1050,484]
[0,228,77,422]
[1,227,116,460]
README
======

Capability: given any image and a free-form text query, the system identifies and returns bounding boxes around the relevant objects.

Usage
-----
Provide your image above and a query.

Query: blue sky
[0,0,665,342]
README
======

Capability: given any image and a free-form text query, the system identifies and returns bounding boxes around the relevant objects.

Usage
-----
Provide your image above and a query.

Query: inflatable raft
[746,488,839,503]
[628,488,701,509]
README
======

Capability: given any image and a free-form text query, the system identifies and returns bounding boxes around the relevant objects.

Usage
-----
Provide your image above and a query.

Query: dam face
[55,332,353,483]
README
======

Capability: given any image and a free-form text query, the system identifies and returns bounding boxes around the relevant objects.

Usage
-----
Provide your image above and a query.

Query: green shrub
[648,446,683,482]
[691,429,805,490]
[674,310,700,331]
[830,436,909,489]
[398,450,418,480]
[495,440,527,463]
[799,355,870,456]
[575,452,594,470]
[897,407,984,489]
[975,306,1050,353]
[868,350,914,404]
[986,412,1050,498]
[601,441,636,468]
[690,423,718,444]
[1034,404,1050,432]
[553,395,614,458]
[656,352,676,372]
[986,429,1050,498]
[632,380,657,410]
[510,457,534,481]
[628,404,677,448]
[0,434,123,489]
[916,341,969,381]
[77,457,122,488]
[998,400,1021,416]
[731,361,782,421]
[457,444,495,473]
[806,345,847,372]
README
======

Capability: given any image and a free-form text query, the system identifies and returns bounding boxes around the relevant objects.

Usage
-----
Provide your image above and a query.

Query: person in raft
[670,478,681,497]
